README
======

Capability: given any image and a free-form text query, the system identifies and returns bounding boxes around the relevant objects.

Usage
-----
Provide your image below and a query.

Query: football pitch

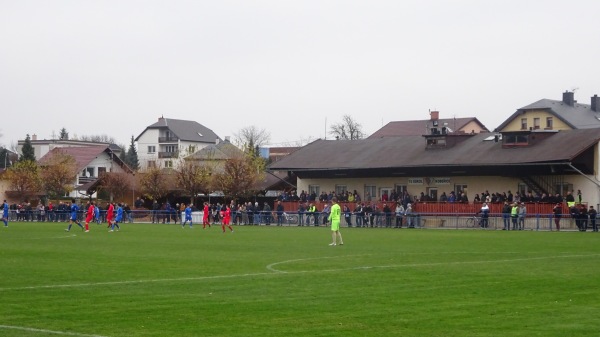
[0,222,599,337]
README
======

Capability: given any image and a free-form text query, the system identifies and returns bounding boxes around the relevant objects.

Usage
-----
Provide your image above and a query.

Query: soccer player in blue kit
[65,199,85,232]
[182,203,193,228]
[110,203,123,232]
[2,200,9,227]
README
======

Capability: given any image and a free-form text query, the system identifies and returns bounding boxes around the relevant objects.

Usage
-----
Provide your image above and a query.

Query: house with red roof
[38,145,132,199]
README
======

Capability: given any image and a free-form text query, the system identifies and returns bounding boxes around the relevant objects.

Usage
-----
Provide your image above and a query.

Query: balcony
[158,136,179,143]
[78,176,96,185]
[158,151,179,158]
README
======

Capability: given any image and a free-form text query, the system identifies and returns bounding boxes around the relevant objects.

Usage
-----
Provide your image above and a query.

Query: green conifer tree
[20,134,36,162]
[126,135,140,171]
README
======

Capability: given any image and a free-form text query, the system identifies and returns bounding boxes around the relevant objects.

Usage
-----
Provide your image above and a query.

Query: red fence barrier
[280,201,565,215]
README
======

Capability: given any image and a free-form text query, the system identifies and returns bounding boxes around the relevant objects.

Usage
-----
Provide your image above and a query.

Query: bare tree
[98,172,132,201]
[233,126,271,155]
[211,154,265,199]
[138,166,170,202]
[78,134,116,143]
[329,115,364,140]
[40,152,77,198]
[4,160,42,201]
[174,161,213,205]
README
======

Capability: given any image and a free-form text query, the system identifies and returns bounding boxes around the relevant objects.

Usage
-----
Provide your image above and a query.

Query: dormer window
[503,133,529,147]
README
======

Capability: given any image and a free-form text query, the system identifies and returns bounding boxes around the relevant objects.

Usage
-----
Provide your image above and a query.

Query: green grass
[0,222,599,337]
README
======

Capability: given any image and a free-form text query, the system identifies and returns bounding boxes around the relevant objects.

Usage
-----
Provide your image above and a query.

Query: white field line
[0,324,109,337]
[266,254,366,273]
[1,253,598,292]
[29,234,77,240]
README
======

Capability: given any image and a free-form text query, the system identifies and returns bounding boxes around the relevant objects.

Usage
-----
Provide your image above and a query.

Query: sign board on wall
[408,178,424,185]
[408,177,451,185]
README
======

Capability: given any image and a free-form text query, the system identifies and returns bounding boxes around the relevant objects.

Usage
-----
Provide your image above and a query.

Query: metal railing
[3,210,596,231]
[158,151,178,158]
[158,136,179,143]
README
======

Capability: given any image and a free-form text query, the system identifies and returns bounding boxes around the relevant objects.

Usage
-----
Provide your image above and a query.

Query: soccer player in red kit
[221,205,233,233]
[106,202,115,229]
[202,202,211,229]
[84,201,95,232]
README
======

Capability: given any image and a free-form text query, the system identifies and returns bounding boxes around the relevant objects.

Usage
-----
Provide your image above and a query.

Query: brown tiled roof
[269,128,600,171]
[369,118,488,138]
[38,146,131,173]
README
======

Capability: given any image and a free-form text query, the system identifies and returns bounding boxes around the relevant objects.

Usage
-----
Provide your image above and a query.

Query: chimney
[562,91,575,106]
[224,136,230,142]
[32,134,37,141]
[592,94,600,112]
[430,110,439,121]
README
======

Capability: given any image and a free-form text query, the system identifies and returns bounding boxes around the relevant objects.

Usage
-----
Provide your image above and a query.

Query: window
[426,137,446,146]
[148,161,156,168]
[395,185,407,195]
[82,167,94,178]
[364,185,376,201]
[546,117,553,129]
[454,184,467,196]
[148,146,156,154]
[533,118,540,130]
[554,183,573,196]
[503,134,529,145]
[308,185,320,196]
[520,118,527,130]
[165,145,177,153]
[335,185,347,196]
[98,167,107,177]
[426,187,438,201]
[165,160,173,168]
[517,183,528,196]
[379,187,392,201]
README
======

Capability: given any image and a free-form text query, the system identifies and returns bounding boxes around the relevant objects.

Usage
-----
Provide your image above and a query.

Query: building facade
[135,117,222,169]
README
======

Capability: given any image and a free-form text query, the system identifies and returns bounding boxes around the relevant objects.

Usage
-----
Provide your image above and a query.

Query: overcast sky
[1,0,599,149]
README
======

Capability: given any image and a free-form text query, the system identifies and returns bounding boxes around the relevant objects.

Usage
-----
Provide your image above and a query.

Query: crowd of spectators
[7,200,133,223]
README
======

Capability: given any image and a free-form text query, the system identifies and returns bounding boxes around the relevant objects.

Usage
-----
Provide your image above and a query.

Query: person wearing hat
[480,202,490,228]
[404,203,414,228]
[518,202,527,230]
[589,205,598,232]
[510,203,519,230]
[262,202,271,225]
[552,203,562,231]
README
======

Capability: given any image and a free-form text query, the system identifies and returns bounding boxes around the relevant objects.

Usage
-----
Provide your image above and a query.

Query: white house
[38,145,132,199]
[17,136,123,162]
[135,117,222,169]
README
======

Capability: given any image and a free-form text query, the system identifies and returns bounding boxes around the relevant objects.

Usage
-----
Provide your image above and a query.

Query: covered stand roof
[269,128,600,178]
